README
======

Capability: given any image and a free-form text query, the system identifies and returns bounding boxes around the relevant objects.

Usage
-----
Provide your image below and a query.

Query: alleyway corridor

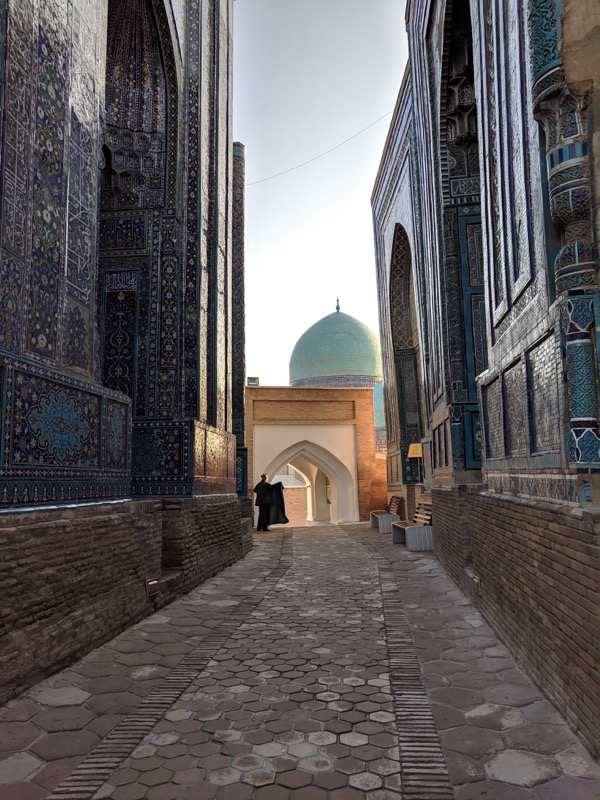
[1,525,599,800]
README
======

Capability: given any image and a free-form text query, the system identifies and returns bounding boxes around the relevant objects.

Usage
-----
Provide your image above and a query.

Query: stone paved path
[1,524,599,800]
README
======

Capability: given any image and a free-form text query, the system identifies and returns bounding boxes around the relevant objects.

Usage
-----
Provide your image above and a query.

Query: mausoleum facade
[0,0,249,704]
[373,0,600,754]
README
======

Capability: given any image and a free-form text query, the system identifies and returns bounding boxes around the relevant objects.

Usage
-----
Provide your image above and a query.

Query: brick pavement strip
[0,524,599,800]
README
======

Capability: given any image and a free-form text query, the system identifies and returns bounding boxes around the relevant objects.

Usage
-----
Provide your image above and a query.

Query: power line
[246,110,393,187]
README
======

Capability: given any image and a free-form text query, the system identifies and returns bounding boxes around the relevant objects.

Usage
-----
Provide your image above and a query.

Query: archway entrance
[246,386,387,526]
[264,440,358,525]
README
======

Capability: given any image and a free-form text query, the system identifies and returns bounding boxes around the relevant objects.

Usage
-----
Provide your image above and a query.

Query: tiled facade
[373,0,600,754]
[0,0,238,506]
[0,0,246,701]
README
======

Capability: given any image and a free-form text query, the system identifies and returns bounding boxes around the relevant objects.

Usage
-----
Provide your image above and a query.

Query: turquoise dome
[373,380,385,427]
[289,308,382,385]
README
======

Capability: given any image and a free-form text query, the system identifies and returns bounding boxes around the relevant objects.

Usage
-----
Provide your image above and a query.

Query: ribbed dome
[289,308,382,386]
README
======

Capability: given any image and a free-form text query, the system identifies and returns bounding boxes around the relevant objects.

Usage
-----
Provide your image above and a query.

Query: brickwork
[432,487,600,755]
[280,485,308,525]
[246,387,387,521]
[0,495,249,707]
[431,486,472,590]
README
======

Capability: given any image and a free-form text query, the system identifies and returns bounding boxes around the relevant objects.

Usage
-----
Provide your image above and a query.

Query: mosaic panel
[131,421,192,495]
[100,262,150,418]
[503,361,528,455]
[0,356,130,507]
[63,300,91,372]
[1,0,33,264]
[105,400,128,470]
[66,109,94,308]
[99,215,148,253]
[25,25,69,363]
[483,378,504,459]
[528,335,561,453]
[0,250,23,353]
[10,371,100,469]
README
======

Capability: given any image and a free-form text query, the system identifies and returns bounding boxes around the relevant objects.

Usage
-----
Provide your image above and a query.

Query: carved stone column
[529,0,600,464]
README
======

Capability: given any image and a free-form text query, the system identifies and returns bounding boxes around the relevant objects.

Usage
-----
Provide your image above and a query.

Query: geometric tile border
[45,531,293,799]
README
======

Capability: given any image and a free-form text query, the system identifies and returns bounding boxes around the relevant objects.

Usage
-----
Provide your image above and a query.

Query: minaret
[232,142,249,502]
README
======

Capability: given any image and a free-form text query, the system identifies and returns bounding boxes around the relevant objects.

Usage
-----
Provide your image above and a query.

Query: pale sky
[233,0,409,386]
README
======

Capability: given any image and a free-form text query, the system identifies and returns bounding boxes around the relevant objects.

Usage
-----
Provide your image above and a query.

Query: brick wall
[281,486,308,526]
[0,495,249,705]
[432,487,600,755]
[432,486,473,590]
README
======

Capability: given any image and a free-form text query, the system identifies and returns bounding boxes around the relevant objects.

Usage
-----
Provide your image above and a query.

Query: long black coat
[270,482,289,524]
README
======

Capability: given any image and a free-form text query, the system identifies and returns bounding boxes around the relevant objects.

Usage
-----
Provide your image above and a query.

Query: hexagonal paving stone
[208,767,241,785]
[0,722,41,752]
[349,771,384,790]
[0,753,42,784]
[298,755,333,773]
[0,782,47,800]
[139,767,174,787]
[241,768,275,786]
[288,742,317,758]
[276,769,313,788]
[339,732,368,747]
[30,687,91,707]
[484,749,560,787]
[29,730,100,761]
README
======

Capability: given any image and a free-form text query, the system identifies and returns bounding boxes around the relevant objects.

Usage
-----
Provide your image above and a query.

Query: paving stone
[430,686,484,708]
[0,782,46,800]
[30,687,90,707]
[505,723,577,755]
[532,776,600,800]
[28,730,100,760]
[485,750,560,786]
[455,780,534,799]
[465,703,526,731]
[2,525,599,800]
[0,722,40,752]
[445,749,486,784]
[112,785,148,800]
[0,701,41,722]
[484,685,542,707]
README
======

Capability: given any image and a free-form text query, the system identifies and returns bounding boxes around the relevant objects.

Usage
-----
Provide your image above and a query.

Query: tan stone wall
[246,387,387,521]
[432,488,600,755]
[281,486,308,526]
[0,496,249,706]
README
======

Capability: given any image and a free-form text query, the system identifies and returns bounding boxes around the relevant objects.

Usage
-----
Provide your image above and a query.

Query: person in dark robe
[270,481,289,525]
[253,473,274,531]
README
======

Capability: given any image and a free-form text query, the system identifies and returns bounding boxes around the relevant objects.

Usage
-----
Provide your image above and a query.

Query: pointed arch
[99,0,181,421]
[264,440,358,524]
[388,224,423,485]
[436,0,486,473]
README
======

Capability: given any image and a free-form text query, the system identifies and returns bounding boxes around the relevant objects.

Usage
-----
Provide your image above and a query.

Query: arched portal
[99,0,179,414]
[436,0,487,475]
[262,440,359,524]
[389,224,423,486]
